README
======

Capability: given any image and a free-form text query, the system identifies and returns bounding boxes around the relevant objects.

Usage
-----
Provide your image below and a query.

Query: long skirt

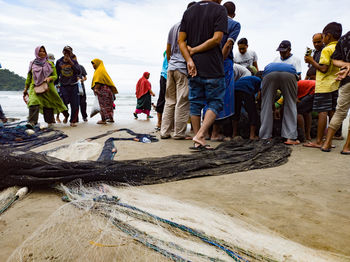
[135,92,151,115]
[98,85,114,121]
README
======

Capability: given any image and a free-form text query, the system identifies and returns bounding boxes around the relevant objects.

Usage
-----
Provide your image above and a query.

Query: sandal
[97,120,107,125]
[189,143,214,151]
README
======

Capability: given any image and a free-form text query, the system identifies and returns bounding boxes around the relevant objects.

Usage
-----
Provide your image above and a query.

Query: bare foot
[63,117,68,124]
[193,135,206,147]
[56,117,61,124]
[70,123,77,127]
[249,136,259,140]
[285,139,300,145]
[97,120,107,125]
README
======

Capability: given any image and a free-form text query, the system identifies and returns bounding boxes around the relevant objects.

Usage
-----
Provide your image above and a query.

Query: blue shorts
[188,76,225,116]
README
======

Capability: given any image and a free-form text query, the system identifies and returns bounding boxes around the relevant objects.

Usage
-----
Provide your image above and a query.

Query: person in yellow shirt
[303,22,342,148]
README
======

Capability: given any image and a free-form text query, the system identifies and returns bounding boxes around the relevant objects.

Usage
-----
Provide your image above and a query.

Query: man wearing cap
[274,40,302,80]
[56,46,81,127]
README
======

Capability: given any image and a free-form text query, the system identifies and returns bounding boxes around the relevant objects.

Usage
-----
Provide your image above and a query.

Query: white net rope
[6,183,344,262]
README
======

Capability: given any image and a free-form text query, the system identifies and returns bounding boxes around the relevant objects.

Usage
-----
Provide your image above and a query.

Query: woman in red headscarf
[134,72,155,118]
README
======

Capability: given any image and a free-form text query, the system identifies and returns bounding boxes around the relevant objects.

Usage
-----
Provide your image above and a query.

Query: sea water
[0,91,158,124]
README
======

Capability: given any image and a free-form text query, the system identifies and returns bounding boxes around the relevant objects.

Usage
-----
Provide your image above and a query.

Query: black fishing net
[0,138,291,189]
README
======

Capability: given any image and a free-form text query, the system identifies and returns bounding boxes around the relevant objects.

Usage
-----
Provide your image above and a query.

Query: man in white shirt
[234,38,258,70]
[273,40,302,79]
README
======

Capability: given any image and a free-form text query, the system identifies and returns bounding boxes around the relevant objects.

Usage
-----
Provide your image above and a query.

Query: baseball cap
[276,40,291,52]
[63,46,73,52]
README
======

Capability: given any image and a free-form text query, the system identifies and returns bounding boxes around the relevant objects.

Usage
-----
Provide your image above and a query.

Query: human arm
[253,61,259,71]
[45,62,57,83]
[222,22,241,60]
[178,31,197,77]
[304,56,329,73]
[92,83,101,95]
[333,59,350,80]
[188,31,224,56]
[23,72,32,96]
[150,89,155,96]
[222,40,234,60]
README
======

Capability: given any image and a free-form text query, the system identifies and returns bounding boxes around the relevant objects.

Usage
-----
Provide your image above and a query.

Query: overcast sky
[0,0,349,94]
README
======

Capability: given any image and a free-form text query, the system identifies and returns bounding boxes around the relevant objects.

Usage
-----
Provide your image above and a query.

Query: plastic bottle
[141,137,151,144]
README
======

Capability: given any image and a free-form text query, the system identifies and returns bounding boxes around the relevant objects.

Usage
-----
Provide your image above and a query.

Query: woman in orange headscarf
[91,58,118,124]
[134,72,155,119]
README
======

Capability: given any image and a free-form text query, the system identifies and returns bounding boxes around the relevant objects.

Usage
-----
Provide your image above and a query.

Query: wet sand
[0,116,349,261]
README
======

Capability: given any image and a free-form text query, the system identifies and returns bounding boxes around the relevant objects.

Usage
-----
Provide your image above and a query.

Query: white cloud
[0,0,349,94]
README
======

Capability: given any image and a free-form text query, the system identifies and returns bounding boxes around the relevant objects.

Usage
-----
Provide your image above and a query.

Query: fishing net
[6,183,341,262]
[0,121,67,151]
[0,138,291,189]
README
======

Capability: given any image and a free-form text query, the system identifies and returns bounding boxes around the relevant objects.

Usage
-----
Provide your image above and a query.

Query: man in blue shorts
[179,0,227,150]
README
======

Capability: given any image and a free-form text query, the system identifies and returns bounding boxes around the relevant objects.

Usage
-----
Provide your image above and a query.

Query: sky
[0,0,349,94]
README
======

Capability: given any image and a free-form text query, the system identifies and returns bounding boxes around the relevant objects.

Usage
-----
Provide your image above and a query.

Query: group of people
[152,0,350,154]
[23,46,118,128]
[17,0,350,155]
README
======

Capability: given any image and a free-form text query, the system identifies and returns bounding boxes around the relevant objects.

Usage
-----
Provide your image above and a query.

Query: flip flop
[189,143,214,151]
[320,147,331,152]
[340,151,350,155]
[303,141,321,148]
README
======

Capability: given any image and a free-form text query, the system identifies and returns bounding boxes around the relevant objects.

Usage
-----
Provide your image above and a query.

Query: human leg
[243,92,259,140]
[232,91,243,137]
[156,76,167,128]
[28,105,40,126]
[160,71,176,138]
[259,73,278,139]
[43,107,55,124]
[173,71,190,138]
[188,77,206,136]
[279,72,298,140]
[193,77,225,146]
[322,83,350,151]
[98,86,114,123]
[80,94,88,121]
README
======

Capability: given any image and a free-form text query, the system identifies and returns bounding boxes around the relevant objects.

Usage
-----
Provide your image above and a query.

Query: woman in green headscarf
[91,58,118,124]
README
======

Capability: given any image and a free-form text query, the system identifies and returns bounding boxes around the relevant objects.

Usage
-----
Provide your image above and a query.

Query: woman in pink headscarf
[134,72,155,119]
[23,46,68,129]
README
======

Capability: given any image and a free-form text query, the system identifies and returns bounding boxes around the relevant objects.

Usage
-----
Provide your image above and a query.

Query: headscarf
[28,46,53,86]
[91,58,118,94]
[136,72,151,99]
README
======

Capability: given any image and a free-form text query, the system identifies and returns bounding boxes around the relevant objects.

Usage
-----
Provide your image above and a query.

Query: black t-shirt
[180,1,227,78]
[331,31,350,85]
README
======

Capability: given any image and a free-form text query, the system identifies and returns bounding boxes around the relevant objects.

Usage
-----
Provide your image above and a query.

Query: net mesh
[6,183,342,262]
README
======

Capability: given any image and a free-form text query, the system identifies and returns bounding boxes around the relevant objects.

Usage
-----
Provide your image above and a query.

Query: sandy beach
[0,117,349,261]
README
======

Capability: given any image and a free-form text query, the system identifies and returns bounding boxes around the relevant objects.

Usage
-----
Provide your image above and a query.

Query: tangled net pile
[6,183,339,262]
[0,121,67,151]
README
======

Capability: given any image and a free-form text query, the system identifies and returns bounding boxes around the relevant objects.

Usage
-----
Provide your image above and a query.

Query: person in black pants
[233,75,261,140]
[78,64,88,122]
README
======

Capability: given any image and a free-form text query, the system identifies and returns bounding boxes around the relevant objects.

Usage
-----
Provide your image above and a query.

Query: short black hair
[187,1,196,9]
[238,38,248,45]
[255,71,264,79]
[223,2,236,16]
[323,22,342,40]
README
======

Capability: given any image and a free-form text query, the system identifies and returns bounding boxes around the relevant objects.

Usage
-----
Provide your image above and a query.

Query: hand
[187,59,197,77]
[23,89,28,96]
[187,45,194,56]
[304,56,314,64]
[44,77,52,83]
[335,65,350,81]
[63,53,73,64]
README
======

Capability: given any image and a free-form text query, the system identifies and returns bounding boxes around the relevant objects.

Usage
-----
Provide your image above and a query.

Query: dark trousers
[28,105,55,125]
[156,76,167,114]
[60,84,80,123]
[79,94,88,121]
[233,90,258,126]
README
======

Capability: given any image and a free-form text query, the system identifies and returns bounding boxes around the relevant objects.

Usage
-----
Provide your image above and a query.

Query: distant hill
[0,69,26,91]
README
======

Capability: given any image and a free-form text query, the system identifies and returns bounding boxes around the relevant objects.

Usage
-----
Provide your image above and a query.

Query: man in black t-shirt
[322,31,350,154]
[179,0,227,150]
